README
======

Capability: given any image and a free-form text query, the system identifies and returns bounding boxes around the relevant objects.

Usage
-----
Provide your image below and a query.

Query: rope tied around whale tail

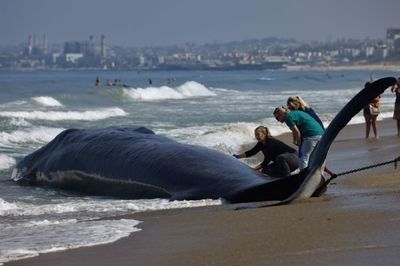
[322,155,400,188]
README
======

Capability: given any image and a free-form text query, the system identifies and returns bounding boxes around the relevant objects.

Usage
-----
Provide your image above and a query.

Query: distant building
[63,36,101,57]
[24,34,48,57]
[376,44,389,59]
[139,55,145,66]
[366,46,375,57]
[65,53,84,63]
[387,28,400,40]
[42,34,48,54]
[387,28,400,52]
[88,35,95,56]
[57,35,106,67]
[26,35,33,57]
[100,35,106,58]
[64,42,83,54]
[52,53,61,64]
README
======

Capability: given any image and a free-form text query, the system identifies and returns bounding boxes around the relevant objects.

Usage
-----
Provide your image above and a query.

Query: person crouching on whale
[273,106,324,170]
[233,126,298,178]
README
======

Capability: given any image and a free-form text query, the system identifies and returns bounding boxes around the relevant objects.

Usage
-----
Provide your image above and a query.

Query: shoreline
[285,63,400,72]
[1,63,400,73]
[6,119,400,266]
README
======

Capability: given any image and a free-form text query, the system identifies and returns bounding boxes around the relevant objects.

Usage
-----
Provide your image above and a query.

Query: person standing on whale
[233,126,298,177]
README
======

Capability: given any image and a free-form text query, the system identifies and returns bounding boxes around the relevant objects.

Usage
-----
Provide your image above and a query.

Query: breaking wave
[0,108,127,121]
[0,154,16,170]
[32,96,63,107]
[123,81,217,101]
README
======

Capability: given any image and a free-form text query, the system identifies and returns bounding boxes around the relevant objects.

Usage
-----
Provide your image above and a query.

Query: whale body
[11,77,397,203]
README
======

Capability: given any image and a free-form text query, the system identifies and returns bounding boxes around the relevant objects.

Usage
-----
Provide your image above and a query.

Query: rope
[324,155,400,187]
[328,156,400,180]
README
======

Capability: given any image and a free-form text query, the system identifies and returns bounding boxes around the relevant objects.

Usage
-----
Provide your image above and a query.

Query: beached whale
[11,77,396,203]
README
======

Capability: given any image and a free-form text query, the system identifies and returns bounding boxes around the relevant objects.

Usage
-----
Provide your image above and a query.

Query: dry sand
[6,119,400,266]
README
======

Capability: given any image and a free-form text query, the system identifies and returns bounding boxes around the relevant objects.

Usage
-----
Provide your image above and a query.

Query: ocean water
[0,69,398,264]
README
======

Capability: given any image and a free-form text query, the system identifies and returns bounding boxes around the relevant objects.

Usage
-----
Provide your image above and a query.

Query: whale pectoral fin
[311,175,328,197]
[227,172,306,204]
[231,167,325,210]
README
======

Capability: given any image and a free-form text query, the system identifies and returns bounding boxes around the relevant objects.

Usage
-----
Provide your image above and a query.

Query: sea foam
[32,96,63,107]
[0,108,127,121]
[0,198,220,264]
[163,122,272,154]
[123,81,216,101]
[0,127,64,147]
[192,123,258,154]
[0,197,220,217]
[0,219,141,265]
[0,154,16,170]
[0,198,18,216]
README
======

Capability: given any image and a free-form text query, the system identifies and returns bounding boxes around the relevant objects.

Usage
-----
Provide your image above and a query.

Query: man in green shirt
[273,107,324,170]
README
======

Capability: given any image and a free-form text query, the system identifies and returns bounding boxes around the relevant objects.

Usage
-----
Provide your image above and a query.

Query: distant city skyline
[1,0,400,47]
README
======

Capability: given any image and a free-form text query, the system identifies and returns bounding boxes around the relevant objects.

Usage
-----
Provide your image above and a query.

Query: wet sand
[7,119,400,266]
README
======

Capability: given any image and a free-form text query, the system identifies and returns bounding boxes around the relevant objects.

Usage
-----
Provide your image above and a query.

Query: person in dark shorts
[233,126,298,178]
[391,77,400,137]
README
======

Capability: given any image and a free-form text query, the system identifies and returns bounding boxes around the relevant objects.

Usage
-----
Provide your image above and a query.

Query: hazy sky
[1,0,399,47]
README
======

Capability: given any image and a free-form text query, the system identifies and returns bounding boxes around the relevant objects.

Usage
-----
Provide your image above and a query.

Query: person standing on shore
[363,82,381,139]
[273,107,324,170]
[391,77,400,137]
[233,126,298,177]
[286,95,324,157]
[286,96,335,176]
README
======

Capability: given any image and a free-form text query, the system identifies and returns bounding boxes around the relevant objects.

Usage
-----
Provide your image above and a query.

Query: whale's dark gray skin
[11,126,275,201]
[11,77,396,203]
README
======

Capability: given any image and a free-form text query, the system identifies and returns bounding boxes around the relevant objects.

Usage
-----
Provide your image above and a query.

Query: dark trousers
[262,152,299,178]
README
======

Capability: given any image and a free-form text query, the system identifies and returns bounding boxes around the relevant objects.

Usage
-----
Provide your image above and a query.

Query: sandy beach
[6,119,400,266]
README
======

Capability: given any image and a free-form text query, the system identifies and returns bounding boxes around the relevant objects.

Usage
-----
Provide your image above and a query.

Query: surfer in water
[233,126,298,177]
